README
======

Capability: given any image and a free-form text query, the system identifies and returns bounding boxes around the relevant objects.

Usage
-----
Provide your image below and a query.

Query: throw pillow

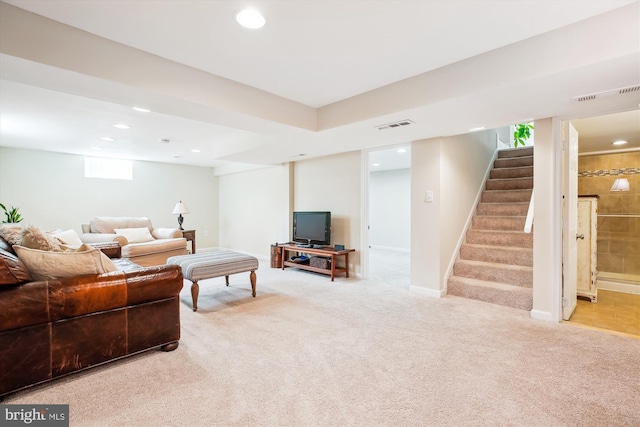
[14,244,108,280]
[113,227,154,244]
[21,225,63,252]
[53,229,84,249]
[69,244,117,273]
[0,224,24,246]
[100,252,118,273]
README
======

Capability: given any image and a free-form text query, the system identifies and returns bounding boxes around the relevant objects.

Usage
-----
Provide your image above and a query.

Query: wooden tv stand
[279,243,355,281]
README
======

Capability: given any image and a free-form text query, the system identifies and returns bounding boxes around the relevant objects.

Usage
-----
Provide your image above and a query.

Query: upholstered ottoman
[167,250,258,311]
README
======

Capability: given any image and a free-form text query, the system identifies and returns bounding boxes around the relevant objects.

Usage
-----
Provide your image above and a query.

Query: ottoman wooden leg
[191,281,199,312]
[250,270,256,297]
[225,275,230,286]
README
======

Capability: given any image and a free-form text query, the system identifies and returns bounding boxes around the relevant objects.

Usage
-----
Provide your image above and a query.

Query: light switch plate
[425,190,434,202]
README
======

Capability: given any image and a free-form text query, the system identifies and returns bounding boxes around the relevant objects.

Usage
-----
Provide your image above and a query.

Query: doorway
[563,110,640,337]
[365,146,411,287]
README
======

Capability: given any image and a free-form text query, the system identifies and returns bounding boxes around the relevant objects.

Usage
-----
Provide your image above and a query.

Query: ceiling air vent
[376,119,414,131]
[572,85,640,102]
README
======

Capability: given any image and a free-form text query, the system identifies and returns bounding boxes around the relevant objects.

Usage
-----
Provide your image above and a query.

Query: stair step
[490,166,533,179]
[453,259,533,287]
[472,215,526,231]
[497,147,534,158]
[494,156,533,169]
[486,177,533,191]
[460,244,533,267]
[447,276,533,310]
[481,189,532,203]
[477,202,529,216]
[466,229,533,248]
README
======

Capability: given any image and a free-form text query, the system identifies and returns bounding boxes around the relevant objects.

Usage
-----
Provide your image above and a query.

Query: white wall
[293,151,361,275]
[531,118,563,322]
[411,139,442,292]
[411,129,499,294]
[218,164,290,257]
[440,130,498,280]
[369,168,410,250]
[0,147,219,248]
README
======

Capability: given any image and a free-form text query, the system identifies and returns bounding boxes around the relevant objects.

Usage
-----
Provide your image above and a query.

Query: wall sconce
[610,178,630,192]
[172,201,190,230]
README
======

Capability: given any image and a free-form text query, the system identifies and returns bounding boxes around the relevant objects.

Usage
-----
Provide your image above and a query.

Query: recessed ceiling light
[113,124,130,129]
[90,146,102,150]
[397,148,407,153]
[191,149,201,153]
[100,137,115,142]
[160,138,170,144]
[613,140,628,146]
[236,8,265,29]
[132,107,150,113]
[173,155,183,159]
[372,163,380,167]
[469,126,486,132]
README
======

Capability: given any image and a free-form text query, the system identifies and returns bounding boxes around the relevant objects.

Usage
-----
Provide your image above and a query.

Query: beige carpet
[5,262,640,426]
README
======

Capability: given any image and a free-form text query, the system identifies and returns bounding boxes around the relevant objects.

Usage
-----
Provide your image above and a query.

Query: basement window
[84,157,133,180]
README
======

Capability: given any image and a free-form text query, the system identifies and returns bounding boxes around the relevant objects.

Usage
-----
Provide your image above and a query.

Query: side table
[182,229,196,254]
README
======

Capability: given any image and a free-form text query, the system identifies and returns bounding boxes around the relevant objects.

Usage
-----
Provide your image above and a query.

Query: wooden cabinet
[577,197,598,302]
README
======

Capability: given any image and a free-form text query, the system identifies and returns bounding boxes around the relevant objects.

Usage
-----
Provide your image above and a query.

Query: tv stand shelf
[278,243,355,281]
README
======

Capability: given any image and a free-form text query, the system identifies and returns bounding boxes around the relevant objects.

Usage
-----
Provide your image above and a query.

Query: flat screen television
[293,211,331,247]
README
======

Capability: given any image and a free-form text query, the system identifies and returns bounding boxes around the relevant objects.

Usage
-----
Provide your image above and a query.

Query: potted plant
[513,123,534,147]
[0,203,23,223]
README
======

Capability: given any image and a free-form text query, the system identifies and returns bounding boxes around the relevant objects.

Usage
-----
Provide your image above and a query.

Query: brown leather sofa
[0,236,184,397]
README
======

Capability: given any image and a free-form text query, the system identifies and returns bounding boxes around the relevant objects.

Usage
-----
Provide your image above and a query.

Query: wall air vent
[619,85,640,94]
[572,85,640,102]
[376,119,414,131]
[574,94,597,102]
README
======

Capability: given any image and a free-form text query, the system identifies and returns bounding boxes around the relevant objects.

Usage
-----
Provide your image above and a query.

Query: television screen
[293,211,331,246]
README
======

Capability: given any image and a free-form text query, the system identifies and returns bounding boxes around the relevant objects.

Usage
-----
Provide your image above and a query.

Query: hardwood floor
[567,289,640,337]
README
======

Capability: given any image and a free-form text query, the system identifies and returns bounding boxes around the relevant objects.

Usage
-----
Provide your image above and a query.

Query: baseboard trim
[597,280,640,295]
[530,309,553,322]
[409,285,445,298]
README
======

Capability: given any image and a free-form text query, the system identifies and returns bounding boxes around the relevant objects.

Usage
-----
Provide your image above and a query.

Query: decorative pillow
[14,244,109,280]
[100,252,118,273]
[0,247,32,286]
[21,225,63,252]
[75,244,117,272]
[53,229,84,249]
[113,227,154,244]
[0,224,24,246]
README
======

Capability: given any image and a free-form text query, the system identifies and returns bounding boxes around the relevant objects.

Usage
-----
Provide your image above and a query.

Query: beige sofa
[81,217,187,266]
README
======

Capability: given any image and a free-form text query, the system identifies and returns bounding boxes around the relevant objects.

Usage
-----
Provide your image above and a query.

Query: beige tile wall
[578,151,640,276]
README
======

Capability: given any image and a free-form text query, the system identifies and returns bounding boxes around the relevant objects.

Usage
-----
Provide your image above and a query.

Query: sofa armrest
[152,228,183,239]
[81,233,128,246]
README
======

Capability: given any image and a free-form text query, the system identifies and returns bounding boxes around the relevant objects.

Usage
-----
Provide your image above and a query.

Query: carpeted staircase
[448,147,534,310]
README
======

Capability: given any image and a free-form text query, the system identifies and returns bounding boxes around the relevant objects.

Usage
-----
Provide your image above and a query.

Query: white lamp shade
[610,178,630,192]
[172,201,190,214]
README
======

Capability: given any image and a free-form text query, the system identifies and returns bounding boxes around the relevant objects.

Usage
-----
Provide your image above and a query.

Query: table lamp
[172,201,190,230]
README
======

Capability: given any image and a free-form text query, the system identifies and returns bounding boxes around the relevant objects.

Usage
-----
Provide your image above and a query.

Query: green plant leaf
[0,203,23,223]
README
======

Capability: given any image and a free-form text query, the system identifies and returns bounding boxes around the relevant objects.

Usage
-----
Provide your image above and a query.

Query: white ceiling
[0,0,639,173]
